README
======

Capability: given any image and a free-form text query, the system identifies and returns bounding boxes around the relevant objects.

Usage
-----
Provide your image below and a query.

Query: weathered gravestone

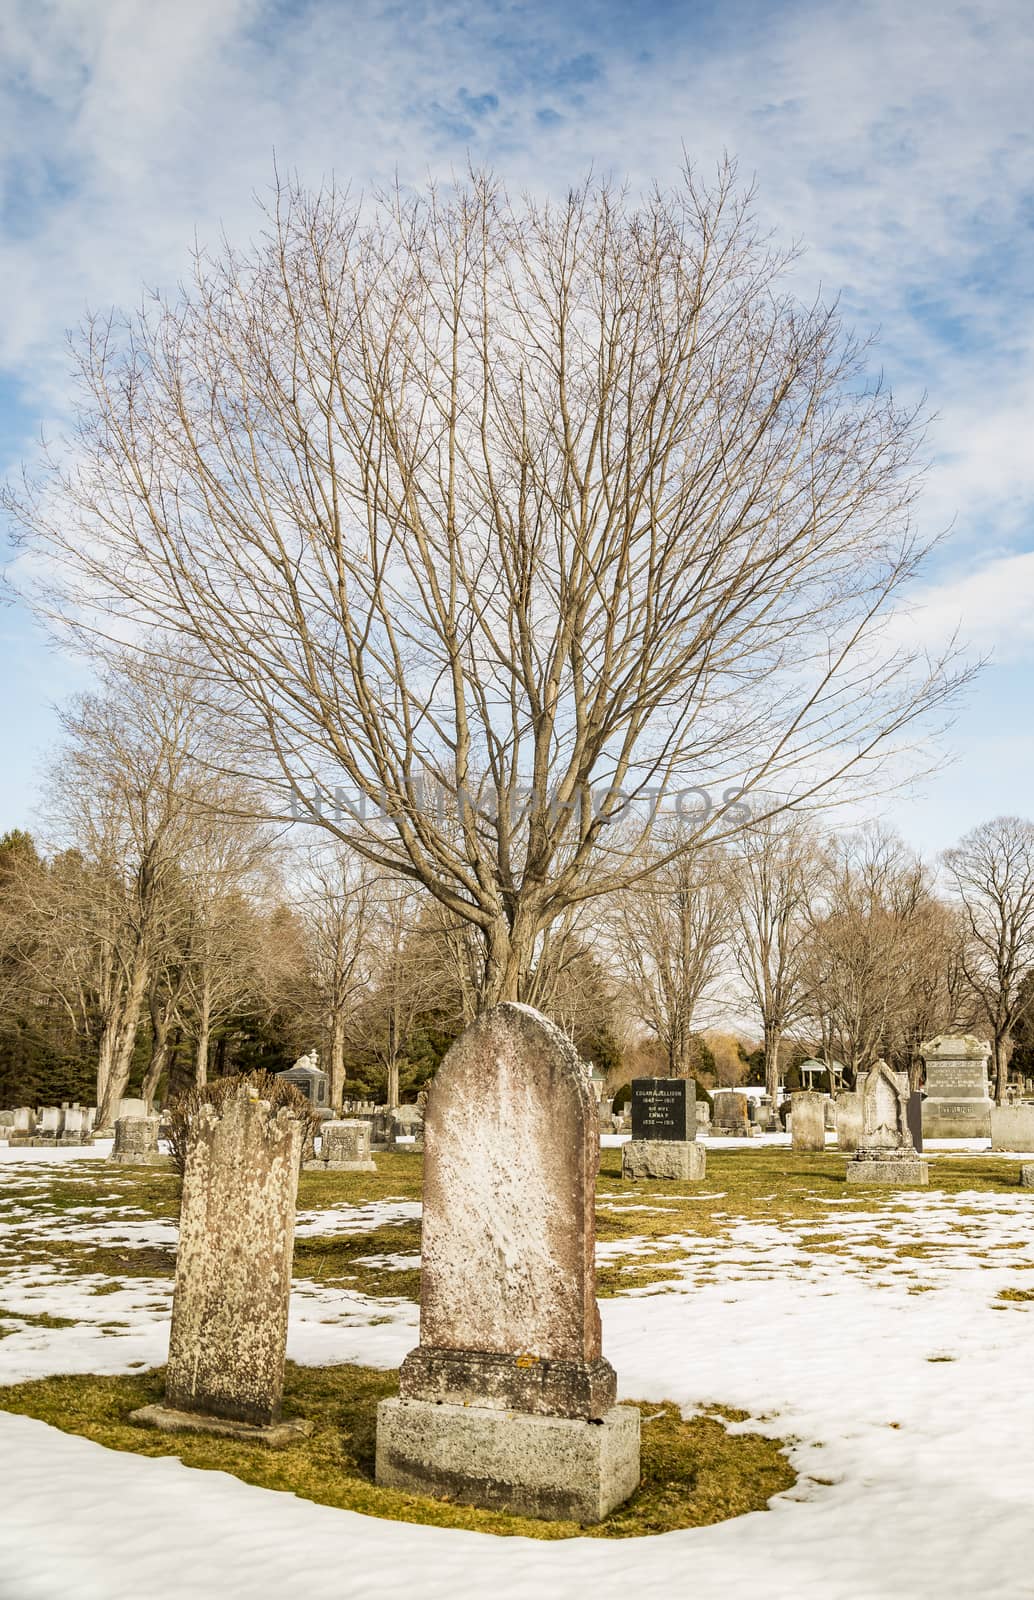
[846,1061,929,1186]
[37,1107,62,1140]
[304,1118,376,1172]
[622,1078,705,1181]
[376,1003,640,1523]
[117,1097,148,1120]
[835,1092,863,1152]
[790,1091,826,1152]
[920,1036,992,1140]
[111,1115,168,1166]
[990,1104,1034,1152]
[712,1091,750,1135]
[131,1083,312,1445]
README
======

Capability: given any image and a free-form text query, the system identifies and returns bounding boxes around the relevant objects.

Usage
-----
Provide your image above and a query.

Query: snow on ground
[2,1145,1034,1599]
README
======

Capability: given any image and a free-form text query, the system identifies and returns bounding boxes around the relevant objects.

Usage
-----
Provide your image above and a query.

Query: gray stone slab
[991,1105,1034,1151]
[790,1091,826,1152]
[130,1403,313,1449]
[845,1158,929,1186]
[835,1093,863,1152]
[376,1398,640,1523]
[621,1140,706,1181]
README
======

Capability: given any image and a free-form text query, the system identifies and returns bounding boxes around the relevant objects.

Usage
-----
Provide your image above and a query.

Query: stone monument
[712,1091,750,1135]
[790,1091,826,1152]
[131,1082,312,1445]
[846,1061,929,1186]
[919,1036,992,1140]
[111,1115,168,1166]
[376,1003,640,1523]
[622,1078,705,1181]
[304,1118,376,1172]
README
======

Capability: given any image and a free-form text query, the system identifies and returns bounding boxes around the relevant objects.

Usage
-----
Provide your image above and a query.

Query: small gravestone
[59,1106,91,1145]
[846,1062,928,1186]
[823,1099,837,1132]
[1020,1165,1034,1188]
[376,1003,640,1523]
[117,1097,148,1120]
[131,1083,312,1446]
[111,1115,168,1166]
[919,1036,992,1139]
[695,1099,710,1130]
[790,1091,826,1152]
[835,1092,863,1152]
[990,1105,1034,1151]
[304,1118,376,1172]
[712,1091,750,1135]
[38,1107,62,1139]
[622,1078,705,1181]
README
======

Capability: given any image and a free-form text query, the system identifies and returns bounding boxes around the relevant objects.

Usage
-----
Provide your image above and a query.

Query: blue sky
[1,0,1032,851]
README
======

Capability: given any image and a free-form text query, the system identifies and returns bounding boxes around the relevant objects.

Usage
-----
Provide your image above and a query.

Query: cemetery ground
[0,1141,1031,1598]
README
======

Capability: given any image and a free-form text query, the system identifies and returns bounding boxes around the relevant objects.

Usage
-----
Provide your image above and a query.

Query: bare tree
[801,826,958,1086]
[610,844,729,1078]
[11,165,969,1004]
[730,814,816,1100]
[289,845,374,1109]
[944,817,1034,1102]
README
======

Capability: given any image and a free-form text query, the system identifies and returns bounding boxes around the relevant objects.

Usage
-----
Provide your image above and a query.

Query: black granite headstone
[630,1078,695,1142]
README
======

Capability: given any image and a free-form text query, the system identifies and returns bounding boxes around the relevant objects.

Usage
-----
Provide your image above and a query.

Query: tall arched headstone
[376,1003,640,1522]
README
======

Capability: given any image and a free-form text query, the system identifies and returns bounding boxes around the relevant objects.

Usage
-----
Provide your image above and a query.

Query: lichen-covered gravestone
[790,1091,826,1152]
[131,1084,311,1445]
[846,1061,929,1186]
[622,1077,705,1180]
[376,1003,640,1522]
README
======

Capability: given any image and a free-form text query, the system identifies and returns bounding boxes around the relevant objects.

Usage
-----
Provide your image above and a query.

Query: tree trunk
[994,1033,1013,1105]
[763,1020,782,1103]
[142,984,174,1109]
[96,960,150,1127]
[386,1059,400,1110]
[329,1011,347,1111]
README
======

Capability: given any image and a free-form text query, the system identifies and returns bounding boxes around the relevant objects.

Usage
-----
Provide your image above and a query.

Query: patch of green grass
[294,1221,422,1301]
[0,1307,77,1337]
[0,1364,796,1539]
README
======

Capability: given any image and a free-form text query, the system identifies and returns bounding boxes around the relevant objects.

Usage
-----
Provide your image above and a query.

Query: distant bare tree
[730,814,816,1100]
[944,817,1034,1102]
[610,843,729,1078]
[289,846,374,1109]
[11,163,969,1007]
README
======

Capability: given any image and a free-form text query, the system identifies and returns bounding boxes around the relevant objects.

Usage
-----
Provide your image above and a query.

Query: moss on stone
[0,1363,796,1539]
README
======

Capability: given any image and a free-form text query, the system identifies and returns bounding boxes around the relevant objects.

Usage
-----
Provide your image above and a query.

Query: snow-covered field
[1,1143,1032,1600]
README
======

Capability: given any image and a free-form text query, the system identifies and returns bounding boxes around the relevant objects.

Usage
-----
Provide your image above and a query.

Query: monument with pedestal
[846,1061,929,1186]
[920,1036,992,1140]
[376,1003,640,1523]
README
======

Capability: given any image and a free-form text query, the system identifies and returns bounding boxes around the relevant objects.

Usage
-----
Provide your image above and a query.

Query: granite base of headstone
[110,1115,169,1166]
[920,1035,992,1140]
[304,1118,377,1172]
[376,1004,640,1523]
[790,1091,826,1152]
[846,1062,928,1186]
[621,1077,705,1182]
[1019,1164,1034,1188]
[131,1083,313,1448]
